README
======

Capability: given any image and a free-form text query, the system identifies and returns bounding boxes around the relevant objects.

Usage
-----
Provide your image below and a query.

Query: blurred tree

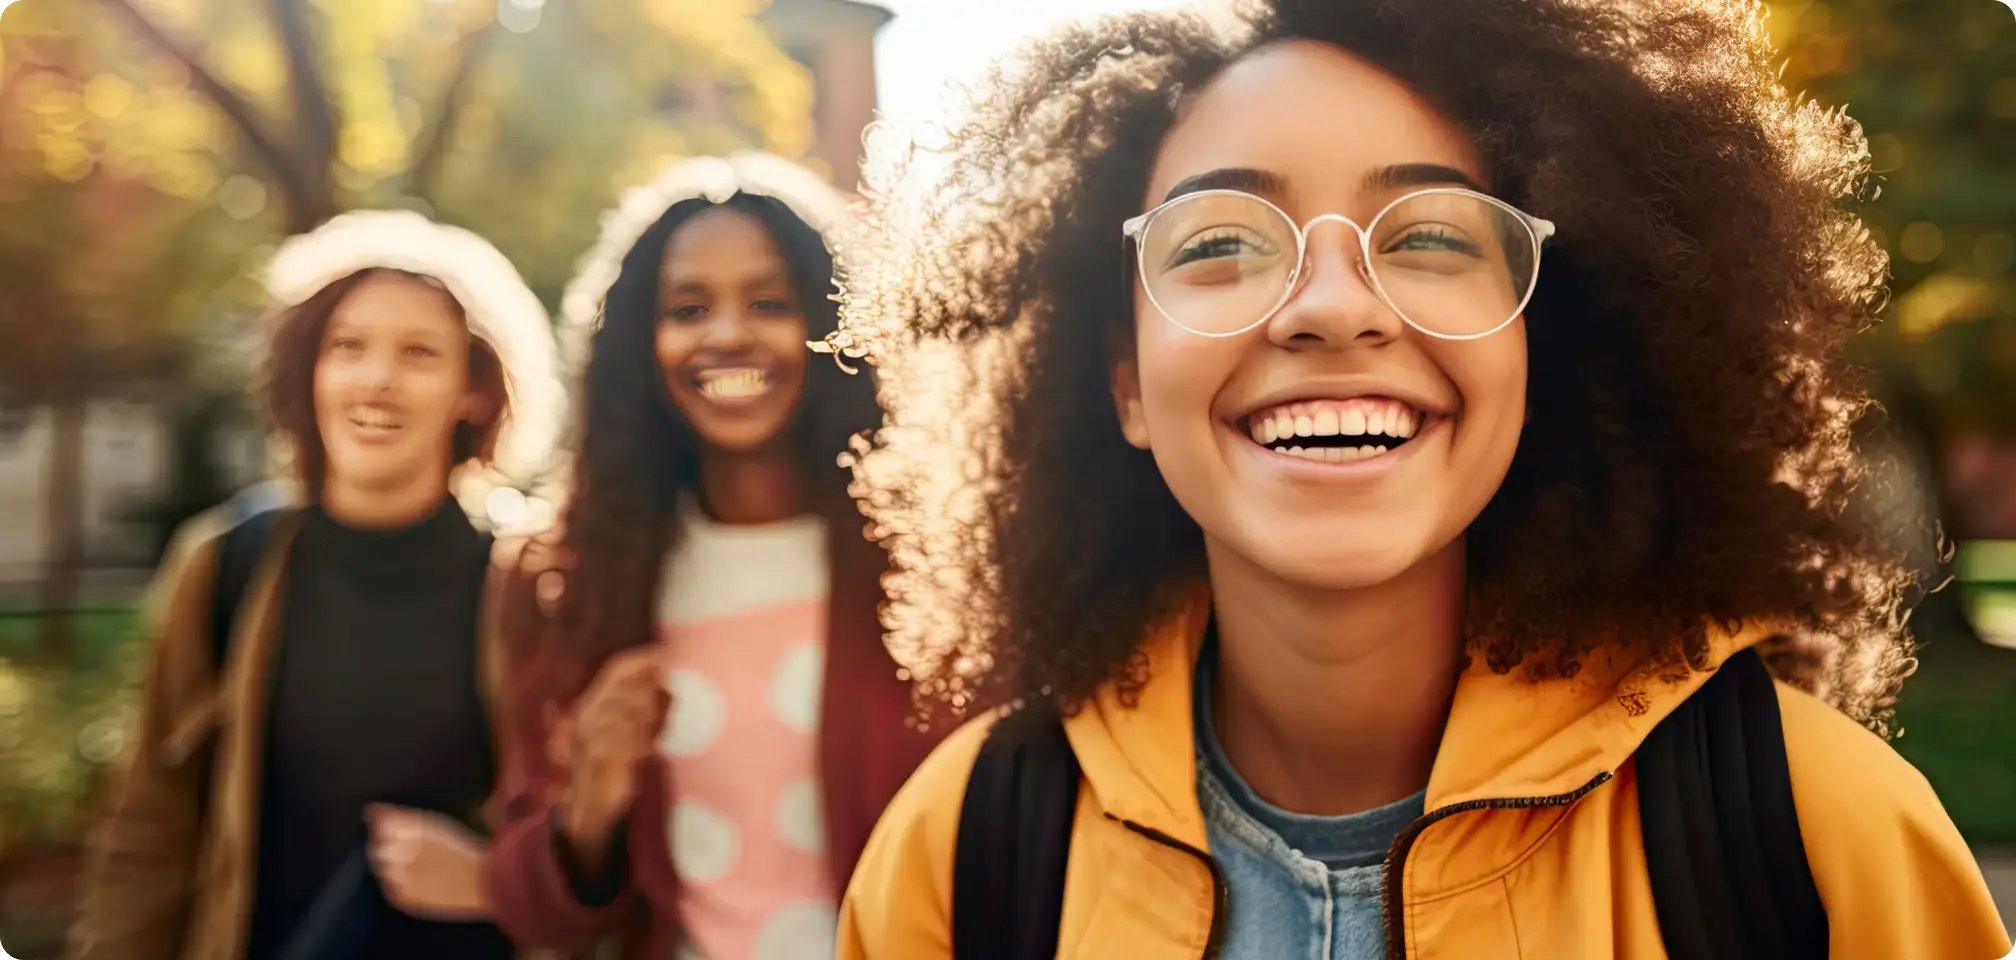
[0,6,260,649]
[1768,0,2016,415]
[0,0,814,649]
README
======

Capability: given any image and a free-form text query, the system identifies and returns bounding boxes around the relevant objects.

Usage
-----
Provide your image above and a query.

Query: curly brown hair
[265,268,509,500]
[840,0,1922,729]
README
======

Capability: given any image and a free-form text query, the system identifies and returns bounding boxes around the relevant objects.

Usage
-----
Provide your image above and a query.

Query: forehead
[329,272,466,337]
[1145,39,1485,211]
[659,206,790,285]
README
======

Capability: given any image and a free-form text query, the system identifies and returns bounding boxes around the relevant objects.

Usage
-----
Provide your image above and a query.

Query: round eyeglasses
[1122,187,1556,341]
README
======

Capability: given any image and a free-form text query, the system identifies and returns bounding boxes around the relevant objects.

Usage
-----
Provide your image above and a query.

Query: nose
[358,346,396,391]
[700,306,754,349]
[1264,217,1405,350]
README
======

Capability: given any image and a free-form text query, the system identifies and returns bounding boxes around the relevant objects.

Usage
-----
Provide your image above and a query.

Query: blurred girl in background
[71,210,564,960]
[481,154,940,960]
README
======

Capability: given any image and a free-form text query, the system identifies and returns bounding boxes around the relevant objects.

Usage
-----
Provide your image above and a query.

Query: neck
[1206,539,1466,816]
[696,441,807,525]
[320,471,450,530]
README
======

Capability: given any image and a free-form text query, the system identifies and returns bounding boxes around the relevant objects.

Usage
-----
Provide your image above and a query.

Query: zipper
[1378,771,1614,960]
[1111,815,1229,960]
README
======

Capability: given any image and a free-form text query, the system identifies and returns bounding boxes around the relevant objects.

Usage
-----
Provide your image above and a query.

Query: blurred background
[0,0,2010,954]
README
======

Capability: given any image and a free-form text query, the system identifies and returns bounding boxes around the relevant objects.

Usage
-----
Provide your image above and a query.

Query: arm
[478,544,668,951]
[484,798,644,949]
[1778,682,2011,959]
[68,521,226,960]
[485,672,667,949]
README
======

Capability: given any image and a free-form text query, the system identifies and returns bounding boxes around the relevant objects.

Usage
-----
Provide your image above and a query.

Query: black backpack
[949,647,1828,960]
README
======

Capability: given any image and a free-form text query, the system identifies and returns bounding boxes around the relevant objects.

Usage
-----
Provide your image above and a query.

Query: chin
[693,424,792,454]
[1227,518,1449,592]
[1263,546,1424,591]
[326,451,424,488]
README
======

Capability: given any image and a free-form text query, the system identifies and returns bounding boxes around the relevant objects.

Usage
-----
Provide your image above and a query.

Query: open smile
[690,366,773,402]
[345,405,406,443]
[1235,396,1426,464]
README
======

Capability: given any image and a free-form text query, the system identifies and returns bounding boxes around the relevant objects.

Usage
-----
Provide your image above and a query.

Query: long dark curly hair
[539,192,883,699]
[841,0,1921,729]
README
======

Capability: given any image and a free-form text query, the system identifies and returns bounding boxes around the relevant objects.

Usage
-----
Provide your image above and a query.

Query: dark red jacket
[478,536,941,959]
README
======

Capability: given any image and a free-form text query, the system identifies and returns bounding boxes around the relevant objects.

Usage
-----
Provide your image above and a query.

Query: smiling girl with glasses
[829,0,2010,958]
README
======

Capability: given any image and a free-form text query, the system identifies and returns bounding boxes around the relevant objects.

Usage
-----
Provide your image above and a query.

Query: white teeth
[1339,408,1367,436]
[1313,409,1339,437]
[699,368,768,400]
[1272,444,1397,464]
[1248,399,1426,454]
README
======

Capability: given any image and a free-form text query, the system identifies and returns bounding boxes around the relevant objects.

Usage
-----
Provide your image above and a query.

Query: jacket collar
[1062,583,1773,849]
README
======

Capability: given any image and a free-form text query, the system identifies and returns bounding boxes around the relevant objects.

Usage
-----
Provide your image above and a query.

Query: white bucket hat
[263,209,567,495]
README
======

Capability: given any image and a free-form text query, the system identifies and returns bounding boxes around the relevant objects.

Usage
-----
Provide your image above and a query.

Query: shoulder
[840,708,1003,951]
[856,708,1000,878]
[133,506,260,662]
[1774,681,2010,955]
[165,504,244,556]
[1775,679,1948,834]
[148,504,251,593]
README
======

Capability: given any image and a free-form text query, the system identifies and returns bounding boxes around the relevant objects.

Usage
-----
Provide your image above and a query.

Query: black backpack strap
[952,702,1082,960]
[1637,646,1829,960]
[210,505,283,672]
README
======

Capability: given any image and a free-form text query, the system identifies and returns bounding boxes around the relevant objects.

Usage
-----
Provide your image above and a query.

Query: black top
[245,501,511,959]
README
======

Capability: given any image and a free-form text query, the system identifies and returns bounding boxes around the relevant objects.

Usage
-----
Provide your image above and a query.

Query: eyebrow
[1161,167,1287,203]
[1361,162,1485,194]
[1159,162,1486,206]
[663,273,793,295]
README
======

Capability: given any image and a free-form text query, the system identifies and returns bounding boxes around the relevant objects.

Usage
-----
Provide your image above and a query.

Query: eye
[1169,227,1281,268]
[752,298,798,315]
[1383,224,1482,257]
[666,304,707,322]
[330,337,364,353]
[404,344,441,359]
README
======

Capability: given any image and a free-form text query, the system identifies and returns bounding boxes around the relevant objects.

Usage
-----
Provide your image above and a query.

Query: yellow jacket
[839,594,2011,959]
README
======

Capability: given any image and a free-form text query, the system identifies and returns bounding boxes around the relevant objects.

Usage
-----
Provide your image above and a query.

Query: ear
[1110,356,1151,450]
[455,390,495,426]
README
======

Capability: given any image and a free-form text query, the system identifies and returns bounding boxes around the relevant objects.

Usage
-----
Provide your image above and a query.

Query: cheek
[311,357,344,421]
[1441,326,1528,473]
[759,317,811,385]
[412,369,471,427]
[1133,318,1236,434]
[654,323,683,372]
